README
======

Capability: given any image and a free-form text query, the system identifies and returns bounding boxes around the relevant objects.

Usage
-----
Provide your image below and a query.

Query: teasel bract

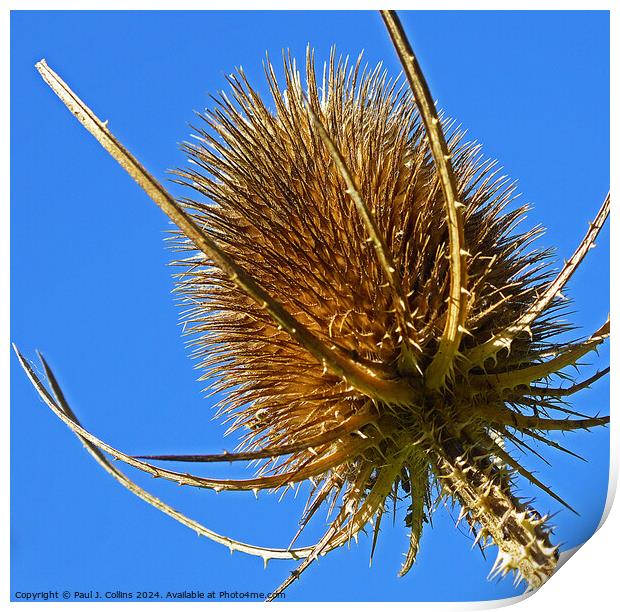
[15,10,609,600]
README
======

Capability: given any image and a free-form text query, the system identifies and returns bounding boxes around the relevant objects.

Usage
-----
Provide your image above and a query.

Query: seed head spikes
[16,10,609,600]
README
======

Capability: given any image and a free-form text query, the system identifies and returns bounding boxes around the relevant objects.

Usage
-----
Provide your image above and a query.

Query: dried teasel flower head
[166,48,610,590]
[17,10,609,600]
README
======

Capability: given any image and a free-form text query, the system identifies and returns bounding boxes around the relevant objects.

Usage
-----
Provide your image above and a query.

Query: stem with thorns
[380,10,469,390]
[29,349,314,562]
[469,319,609,389]
[14,344,374,493]
[466,193,610,369]
[34,60,415,407]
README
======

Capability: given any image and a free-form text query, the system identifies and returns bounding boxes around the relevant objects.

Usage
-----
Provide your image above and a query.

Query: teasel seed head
[21,11,609,600]
[166,48,608,591]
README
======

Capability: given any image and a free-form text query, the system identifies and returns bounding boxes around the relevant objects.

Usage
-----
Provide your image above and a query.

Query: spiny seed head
[177,53,552,421]
[25,17,608,599]
[166,50,607,590]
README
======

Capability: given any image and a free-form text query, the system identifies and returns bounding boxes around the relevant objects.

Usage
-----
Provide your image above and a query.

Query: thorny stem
[136,411,376,463]
[469,319,609,389]
[14,344,373,492]
[381,10,469,390]
[428,438,559,588]
[466,193,610,369]
[33,349,313,562]
[523,367,610,398]
[35,60,415,407]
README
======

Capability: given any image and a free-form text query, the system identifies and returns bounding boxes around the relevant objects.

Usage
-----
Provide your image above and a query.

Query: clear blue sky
[11,10,609,602]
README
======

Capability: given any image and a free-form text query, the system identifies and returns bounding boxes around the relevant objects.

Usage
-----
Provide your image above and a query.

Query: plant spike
[469,319,609,389]
[496,412,609,433]
[380,9,469,389]
[34,60,414,407]
[14,344,375,493]
[515,428,587,462]
[135,410,376,463]
[523,367,610,398]
[398,460,428,577]
[32,349,313,562]
[466,193,610,369]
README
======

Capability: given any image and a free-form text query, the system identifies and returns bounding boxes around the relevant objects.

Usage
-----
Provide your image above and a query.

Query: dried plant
[15,10,609,600]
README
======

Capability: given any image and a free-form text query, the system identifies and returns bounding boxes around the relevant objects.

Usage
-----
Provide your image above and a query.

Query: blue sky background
[11,10,609,603]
